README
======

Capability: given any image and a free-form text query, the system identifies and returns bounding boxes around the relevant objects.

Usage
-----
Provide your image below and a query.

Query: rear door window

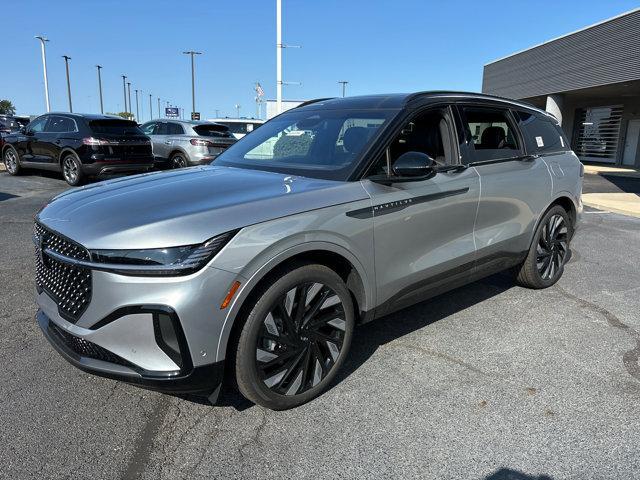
[459,106,522,162]
[515,110,568,154]
[154,122,168,135]
[46,116,77,133]
[167,123,184,135]
[89,120,143,135]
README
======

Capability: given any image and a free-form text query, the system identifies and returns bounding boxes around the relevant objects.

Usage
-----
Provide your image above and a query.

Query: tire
[235,264,355,410]
[516,205,573,289]
[61,152,84,186]
[3,147,21,176]
[170,152,188,169]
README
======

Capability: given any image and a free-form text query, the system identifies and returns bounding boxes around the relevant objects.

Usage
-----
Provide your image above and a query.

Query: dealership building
[482,8,640,167]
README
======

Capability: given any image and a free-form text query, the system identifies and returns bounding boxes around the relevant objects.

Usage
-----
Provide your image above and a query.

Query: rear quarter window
[515,111,568,154]
[89,120,143,135]
[193,124,233,138]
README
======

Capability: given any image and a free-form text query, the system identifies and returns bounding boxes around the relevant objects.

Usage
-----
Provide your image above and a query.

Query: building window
[573,106,623,163]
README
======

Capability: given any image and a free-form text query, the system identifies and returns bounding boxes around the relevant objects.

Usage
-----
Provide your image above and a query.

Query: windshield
[215,109,395,180]
[89,119,144,136]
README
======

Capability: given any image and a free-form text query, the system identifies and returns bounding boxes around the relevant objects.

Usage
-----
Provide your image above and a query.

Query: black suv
[2,113,154,186]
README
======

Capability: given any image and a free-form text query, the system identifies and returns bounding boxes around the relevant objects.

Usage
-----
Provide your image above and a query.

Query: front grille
[34,223,92,322]
[48,321,130,367]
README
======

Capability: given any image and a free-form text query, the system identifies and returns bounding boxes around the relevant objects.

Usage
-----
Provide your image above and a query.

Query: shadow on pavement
[485,468,554,480]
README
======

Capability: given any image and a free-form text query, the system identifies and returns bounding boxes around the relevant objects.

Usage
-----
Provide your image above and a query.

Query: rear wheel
[171,152,188,169]
[235,264,354,410]
[61,153,84,186]
[516,205,572,289]
[3,147,21,175]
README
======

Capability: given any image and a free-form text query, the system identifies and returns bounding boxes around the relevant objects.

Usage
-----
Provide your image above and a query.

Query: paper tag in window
[287,130,306,136]
[535,136,544,147]
[247,124,254,132]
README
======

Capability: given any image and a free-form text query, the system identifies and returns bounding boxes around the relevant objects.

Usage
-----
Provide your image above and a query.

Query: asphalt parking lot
[1,170,639,480]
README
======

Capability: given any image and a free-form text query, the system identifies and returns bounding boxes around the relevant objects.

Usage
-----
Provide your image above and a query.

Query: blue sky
[2,0,638,119]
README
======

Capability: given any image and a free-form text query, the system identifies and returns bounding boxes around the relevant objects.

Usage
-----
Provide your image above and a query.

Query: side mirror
[392,151,436,177]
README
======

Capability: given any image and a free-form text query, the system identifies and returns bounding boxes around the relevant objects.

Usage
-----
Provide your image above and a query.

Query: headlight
[89,230,239,276]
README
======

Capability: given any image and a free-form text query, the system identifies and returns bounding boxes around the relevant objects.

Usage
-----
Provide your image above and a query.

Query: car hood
[37,166,369,249]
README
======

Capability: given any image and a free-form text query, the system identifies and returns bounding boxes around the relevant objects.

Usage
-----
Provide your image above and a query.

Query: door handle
[164,140,172,145]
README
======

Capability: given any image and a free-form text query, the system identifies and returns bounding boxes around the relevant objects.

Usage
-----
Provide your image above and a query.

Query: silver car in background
[35,92,582,410]
[140,119,236,168]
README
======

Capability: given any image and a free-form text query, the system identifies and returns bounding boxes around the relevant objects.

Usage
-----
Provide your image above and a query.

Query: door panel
[473,158,552,265]
[361,168,480,315]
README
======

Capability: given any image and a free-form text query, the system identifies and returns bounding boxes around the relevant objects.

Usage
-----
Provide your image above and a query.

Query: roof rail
[294,98,335,109]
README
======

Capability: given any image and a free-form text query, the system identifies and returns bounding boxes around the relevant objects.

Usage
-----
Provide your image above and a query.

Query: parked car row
[1,113,238,185]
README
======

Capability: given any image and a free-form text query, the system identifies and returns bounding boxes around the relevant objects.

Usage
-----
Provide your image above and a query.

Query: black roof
[296,91,551,116]
[41,112,135,121]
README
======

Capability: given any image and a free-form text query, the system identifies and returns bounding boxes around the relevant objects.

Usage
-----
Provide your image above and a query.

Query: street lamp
[338,80,349,98]
[149,93,153,120]
[235,104,241,118]
[157,97,161,117]
[96,65,104,114]
[35,36,51,112]
[121,75,127,114]
[62,55,73,112]
[182,50,202,118]
[127,82,132,119]
[134,89,140,121]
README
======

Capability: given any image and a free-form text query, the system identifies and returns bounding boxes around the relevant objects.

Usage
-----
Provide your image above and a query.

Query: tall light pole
[139,89,143,120]
[126,82,132,119]
[276,0,282,114]
[338,80,349,98]
[62,55,73,112]
[182,50,202,118]
[121,75,127,114]
[134,89,140,121]
[149,93,153,120]
[96,65,104,114]
[235,104,241,118]
[275,1,300,114]
[35,36,51,112]
[157,97,161,117]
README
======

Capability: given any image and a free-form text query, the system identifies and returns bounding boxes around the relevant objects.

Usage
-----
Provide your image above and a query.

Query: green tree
[0,100,16,116]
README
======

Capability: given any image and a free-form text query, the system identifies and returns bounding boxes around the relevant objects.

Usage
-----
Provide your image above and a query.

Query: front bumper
[37,309,224,395]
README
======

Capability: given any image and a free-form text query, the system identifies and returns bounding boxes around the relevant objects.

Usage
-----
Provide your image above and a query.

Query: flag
[255,82,264,97]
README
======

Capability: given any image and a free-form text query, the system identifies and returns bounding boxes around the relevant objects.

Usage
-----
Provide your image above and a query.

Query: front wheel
[61,153,84,186]
[235,264,354,410]
[516,205,572,289]
[3,147,21,175]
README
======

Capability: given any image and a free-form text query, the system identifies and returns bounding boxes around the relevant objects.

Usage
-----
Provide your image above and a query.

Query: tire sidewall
[528,205,573,288]
[236,264,355,410]
[171,153,188,169]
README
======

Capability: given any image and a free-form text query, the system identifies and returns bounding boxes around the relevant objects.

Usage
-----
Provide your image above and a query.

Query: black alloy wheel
[235,264,354,410]
[171,153,188,169]
[255,282,347,396]
[536,213,568,280]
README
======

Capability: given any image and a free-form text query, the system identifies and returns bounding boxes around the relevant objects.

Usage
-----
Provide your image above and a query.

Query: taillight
[190,138,215,147]
[83,137,117,146]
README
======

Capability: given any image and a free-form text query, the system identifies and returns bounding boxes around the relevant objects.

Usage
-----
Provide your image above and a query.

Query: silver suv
[35,92,582,410]
[140,119,236,168]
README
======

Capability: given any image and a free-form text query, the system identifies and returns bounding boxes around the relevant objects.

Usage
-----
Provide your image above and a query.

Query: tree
[0,100,16,116]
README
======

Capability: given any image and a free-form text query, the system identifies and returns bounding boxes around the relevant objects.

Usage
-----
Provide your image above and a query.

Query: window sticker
[560,136,565,147]
[535,136,544,147]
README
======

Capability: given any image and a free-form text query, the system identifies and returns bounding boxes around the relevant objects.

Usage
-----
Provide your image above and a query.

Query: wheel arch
[528,193,578,249]
[214,242,373,363]
[58,147,79,165]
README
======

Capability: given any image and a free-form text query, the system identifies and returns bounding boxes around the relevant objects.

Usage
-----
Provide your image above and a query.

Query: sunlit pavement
[1,171,639,479]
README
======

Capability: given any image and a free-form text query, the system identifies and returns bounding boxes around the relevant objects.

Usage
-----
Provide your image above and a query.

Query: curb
[582,200,640,219]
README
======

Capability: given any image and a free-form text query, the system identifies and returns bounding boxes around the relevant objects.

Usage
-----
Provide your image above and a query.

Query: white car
[206,118,264,139]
